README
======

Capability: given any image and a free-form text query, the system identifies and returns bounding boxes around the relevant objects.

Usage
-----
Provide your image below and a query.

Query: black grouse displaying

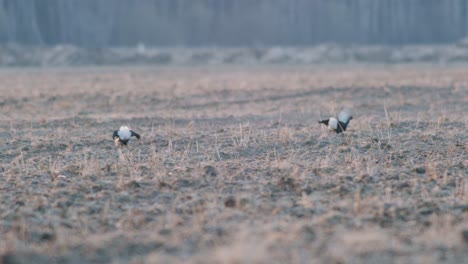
[319,109,353,134]
[113,126,141,146]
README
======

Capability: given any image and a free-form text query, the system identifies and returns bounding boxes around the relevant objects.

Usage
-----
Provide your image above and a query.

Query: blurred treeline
[1,0,467,47]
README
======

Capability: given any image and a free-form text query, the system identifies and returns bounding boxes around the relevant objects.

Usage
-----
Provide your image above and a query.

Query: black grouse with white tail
[113,126,141,146]
[319,109,353,134]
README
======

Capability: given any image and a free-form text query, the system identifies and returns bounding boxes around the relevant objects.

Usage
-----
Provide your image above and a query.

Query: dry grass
[0,65,467,263]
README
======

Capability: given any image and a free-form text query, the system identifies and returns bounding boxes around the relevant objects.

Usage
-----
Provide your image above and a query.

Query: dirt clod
[204,165,217,177]
[125,180,141,189]
[462,230,468,243]
[414,167,426,174]
[224,196,236,208]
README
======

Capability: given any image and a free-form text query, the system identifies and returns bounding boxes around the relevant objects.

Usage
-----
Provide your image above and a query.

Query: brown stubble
[0,64,467,263]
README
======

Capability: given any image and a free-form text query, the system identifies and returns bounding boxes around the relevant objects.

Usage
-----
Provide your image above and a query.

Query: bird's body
[319,109,353,134]
[113,126,140,146]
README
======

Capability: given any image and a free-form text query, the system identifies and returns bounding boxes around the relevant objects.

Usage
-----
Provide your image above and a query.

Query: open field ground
[0,65,467,263]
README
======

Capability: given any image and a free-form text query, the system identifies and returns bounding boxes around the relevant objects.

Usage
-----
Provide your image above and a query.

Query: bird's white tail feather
[118,126,132,140]
[338,109,352,123]
[328,118,338,130]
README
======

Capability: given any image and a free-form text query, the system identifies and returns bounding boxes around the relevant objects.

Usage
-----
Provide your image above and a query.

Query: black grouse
[319,109,353,134]
[113,126,141,146]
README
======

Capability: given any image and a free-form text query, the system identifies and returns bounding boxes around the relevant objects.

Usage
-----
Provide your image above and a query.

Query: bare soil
[0,65,467,263]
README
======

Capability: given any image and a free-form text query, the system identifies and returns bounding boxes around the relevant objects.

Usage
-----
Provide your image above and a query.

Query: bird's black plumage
[112,131,119,138]
[130,130,141,139]
[318,119,329,126]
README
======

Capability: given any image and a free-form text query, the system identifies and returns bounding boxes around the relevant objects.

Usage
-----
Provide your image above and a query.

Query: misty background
[2,0,468,66]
